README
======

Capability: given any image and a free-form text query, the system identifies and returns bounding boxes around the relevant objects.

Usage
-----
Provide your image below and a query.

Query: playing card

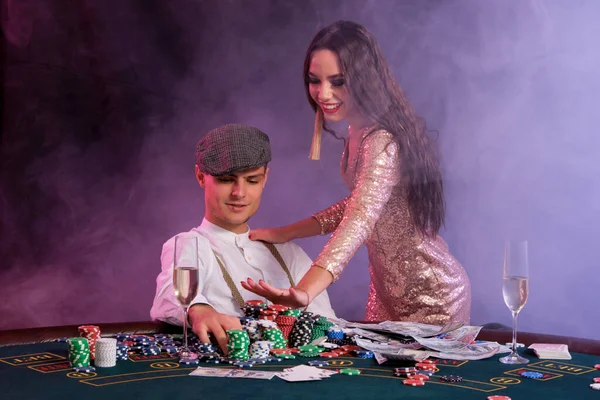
[189,367,233,377]
[226,370,276,380]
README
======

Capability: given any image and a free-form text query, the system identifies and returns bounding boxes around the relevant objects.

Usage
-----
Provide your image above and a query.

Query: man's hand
[240,278,310,308]
[188,304,242,355]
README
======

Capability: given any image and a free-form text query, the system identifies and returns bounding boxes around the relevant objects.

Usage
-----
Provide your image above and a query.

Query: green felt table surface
[1,341,599,399]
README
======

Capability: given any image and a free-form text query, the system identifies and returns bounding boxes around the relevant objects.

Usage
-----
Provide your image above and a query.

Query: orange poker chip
[403,379,425,386]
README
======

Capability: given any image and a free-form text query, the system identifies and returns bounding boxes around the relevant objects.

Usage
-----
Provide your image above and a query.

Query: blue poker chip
[179,357,199,365]
[204,358,221,364]
[234,361,256,368]
[354,350,374,358]
[73,366,96,372]
[308,360,330,367]
[265,356,283,363]
[55,337,69,343]
[247,358,268,364]
[520,371,544,379]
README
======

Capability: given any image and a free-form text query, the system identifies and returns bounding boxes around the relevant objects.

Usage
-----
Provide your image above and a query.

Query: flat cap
[195,123,272,176]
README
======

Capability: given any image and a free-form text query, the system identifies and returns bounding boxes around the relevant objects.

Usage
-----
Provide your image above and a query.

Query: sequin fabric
[312,128,471,325]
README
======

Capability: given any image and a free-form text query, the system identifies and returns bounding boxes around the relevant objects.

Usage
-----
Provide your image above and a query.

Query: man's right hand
[187,304,242,355]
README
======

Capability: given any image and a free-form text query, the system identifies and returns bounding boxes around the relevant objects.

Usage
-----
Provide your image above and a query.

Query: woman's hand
[240,278,310,308]
[248,227,291,244]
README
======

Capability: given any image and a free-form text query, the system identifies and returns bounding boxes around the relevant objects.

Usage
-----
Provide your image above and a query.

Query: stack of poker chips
[78,325,101,359]
[275,314,297,340]
[259,308,278,321]
[95,338,117,368]
[116,342,130,360]
[68,337,91,368]
[242,300,266,319]
[327,326,345,341]
[249,341,272,359]
[226,329,250,361]
[297,344,321,358]
[311,316,335,341]
[242,319,263,341]
[288,317,314,348]
[261,328,287,349]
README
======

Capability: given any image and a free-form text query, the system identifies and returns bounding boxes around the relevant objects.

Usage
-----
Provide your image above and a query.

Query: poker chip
[73,366,96,372]
[95,338,117,368]
[411,374,430,381]
[234,361,256,368]
[591,383,600,391]
[420,359,435,364]
[319,352,339,358]
[487,396,511,400]
[353,350,374,358]
[395,367,417,373]
[339,368,361,376]
[440,375,463,383]
[179,357,199,365]
[520,371,543,379]
[595,364,600,370]
[403,379,425,386]
[274,353,295,359]
[594,377,600,383]
[308,360,329,367]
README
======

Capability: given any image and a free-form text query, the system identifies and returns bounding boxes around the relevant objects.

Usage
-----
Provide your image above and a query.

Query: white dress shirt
[150,219,336,326]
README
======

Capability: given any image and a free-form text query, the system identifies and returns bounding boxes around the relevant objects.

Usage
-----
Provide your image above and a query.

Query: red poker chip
[487,396,511,400]
[595,364,600,370]
[412,374,430,381]
[319,352,339,358]
[403,379,425,386]
[341,345,362,352]
[419,359,435,364]
[594,377,600,383]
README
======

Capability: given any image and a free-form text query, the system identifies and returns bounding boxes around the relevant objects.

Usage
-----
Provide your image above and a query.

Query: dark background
[1,0,598,339]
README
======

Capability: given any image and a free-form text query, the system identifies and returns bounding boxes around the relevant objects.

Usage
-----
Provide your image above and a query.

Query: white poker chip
[591,383,600,391]
[320,342,340,349]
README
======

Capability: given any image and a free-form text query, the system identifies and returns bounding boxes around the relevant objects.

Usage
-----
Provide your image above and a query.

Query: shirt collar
[198,218,250,246]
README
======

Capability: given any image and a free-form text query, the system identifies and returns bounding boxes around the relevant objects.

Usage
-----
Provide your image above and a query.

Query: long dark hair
[303,20,445,236]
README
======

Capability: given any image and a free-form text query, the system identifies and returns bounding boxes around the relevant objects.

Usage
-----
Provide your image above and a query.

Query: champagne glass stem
[511,311,518,354]
[182,307,190,354]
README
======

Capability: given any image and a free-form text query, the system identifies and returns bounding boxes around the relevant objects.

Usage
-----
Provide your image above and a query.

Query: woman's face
[307,49,357,123]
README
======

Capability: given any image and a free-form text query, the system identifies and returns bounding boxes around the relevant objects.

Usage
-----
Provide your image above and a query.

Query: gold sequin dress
[312,128,471,325]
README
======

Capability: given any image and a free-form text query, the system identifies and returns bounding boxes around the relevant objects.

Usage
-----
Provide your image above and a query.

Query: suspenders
[213,242,296,308]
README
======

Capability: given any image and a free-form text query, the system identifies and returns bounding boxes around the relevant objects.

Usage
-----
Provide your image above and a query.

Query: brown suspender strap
[261,242,296,287]
[214,255,246,309]
[213,242,295,309]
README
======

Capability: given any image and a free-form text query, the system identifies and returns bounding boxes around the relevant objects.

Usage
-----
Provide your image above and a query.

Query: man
[150,123,336,354]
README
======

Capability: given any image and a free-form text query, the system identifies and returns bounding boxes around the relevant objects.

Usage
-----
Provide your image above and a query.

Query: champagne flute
[173,235,200,359]
[499,240,529,364]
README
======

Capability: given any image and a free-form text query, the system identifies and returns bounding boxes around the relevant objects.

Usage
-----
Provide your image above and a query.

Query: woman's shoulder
[360,127,398,153]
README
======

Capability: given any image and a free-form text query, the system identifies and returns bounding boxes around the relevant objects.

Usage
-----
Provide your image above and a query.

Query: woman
[241,21,471,325]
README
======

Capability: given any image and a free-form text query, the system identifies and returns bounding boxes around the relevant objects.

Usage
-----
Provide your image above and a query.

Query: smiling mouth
[226,204,247,211]
[320,102,342,114]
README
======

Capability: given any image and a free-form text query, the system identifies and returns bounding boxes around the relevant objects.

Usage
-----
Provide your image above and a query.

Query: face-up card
[189,367,232,378]
[227,370,276,380]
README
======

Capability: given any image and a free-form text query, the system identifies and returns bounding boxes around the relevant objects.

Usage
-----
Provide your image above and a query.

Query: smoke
[2,0,598,338]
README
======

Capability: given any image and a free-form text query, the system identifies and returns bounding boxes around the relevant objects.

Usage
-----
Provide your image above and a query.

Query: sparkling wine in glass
[499,240,529,364]
[173,235,199,359]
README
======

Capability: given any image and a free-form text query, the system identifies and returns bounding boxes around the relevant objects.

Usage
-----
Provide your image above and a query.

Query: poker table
[1,322,599,399]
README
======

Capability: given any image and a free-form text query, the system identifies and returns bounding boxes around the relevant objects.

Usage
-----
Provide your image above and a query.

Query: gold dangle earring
[309,108,323,160]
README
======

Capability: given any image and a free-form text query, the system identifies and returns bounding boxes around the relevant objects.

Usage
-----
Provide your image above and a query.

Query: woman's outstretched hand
[248,227,290,244]
[241,278,310,308]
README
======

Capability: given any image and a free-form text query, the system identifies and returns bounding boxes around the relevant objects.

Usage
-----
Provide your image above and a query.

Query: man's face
[196,165,269,234]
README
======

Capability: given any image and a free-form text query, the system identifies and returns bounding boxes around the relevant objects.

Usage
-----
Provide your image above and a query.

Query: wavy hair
[303,20,445,236]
